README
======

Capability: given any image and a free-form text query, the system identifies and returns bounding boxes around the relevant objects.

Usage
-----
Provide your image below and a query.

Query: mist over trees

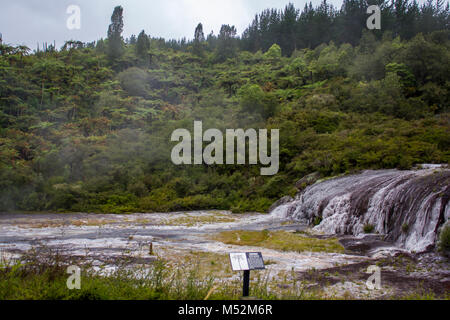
[0,1,448,213]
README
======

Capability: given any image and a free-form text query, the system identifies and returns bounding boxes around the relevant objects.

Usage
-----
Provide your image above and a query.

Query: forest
[0,0,449,213]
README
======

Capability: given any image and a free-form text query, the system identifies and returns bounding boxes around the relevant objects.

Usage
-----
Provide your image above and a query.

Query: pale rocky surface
[0,208,448,298]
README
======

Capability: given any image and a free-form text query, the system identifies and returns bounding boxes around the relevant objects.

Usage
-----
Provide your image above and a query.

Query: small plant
[264,259,276,265]
[405,263,415,274]
[438,225,450,256]
[363,224,375,234]
[313,216,322,226]
[402,223,409,234]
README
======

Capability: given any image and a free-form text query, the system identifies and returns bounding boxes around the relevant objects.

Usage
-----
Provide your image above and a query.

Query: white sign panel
[229,252,265,271]
[229,253,250,271]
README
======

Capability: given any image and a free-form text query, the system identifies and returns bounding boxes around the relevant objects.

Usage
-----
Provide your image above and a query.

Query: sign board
[229,252,265,271]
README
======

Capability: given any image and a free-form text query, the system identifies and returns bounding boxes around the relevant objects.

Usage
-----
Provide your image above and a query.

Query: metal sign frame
[229,252,265,297]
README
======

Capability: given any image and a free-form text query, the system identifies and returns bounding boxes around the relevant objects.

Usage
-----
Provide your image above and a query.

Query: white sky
[0,0,434,49]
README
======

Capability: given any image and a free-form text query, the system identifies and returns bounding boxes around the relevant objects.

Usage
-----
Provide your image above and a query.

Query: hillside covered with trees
[0,1,449,213]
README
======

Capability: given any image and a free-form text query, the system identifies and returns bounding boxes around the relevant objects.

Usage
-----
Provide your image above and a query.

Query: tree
[215,25,238,62]
[136,30,150,59]
[194,23,205,43]
[193,23,205,56]
[107,6,124,61]
[129,34,137,45]
[279,3,299,56]
[336,0,368,45]
[238,84,276,119]
[264,43,282,60]
[118,67,149,97]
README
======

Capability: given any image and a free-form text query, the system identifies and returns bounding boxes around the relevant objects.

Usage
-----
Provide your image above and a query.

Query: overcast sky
[0,0,431,49]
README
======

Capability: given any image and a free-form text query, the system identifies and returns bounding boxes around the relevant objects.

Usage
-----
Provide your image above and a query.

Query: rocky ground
[0,211,448,299]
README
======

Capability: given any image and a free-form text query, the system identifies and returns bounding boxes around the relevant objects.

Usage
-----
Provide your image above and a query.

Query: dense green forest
[0,1,449,213]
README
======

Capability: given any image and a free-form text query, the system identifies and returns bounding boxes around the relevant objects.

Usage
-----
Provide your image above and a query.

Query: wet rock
[271,167,450,253]
[296,252,450,299]
[339,234,389,255]
[295,172,321,190]
[268,196,294,213]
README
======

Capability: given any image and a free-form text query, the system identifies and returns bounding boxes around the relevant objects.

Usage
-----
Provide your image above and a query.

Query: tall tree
[107,6,124,61]
[336,0,368,45]
[280,3,299,56]
[136,30,150,58]
[215,25,238,62]
[129,34,137,45]
[193,23,205,56]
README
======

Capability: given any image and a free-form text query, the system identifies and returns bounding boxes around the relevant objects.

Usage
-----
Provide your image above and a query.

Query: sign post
[229,252,265,298]
[243,270,250,297]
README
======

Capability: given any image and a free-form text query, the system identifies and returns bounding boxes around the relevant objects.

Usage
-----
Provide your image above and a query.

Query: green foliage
[118,67,150,97]
[241,1,447,55]
[363,224,375,234]
[313,216,323,226]
[238,84,265,113]
[215,24,238,62]
[264,44,282,60]
[0,10,448,214]
[214,230,345,253]
[193,23,205,57]
[402,223,410,234]
[136,30,150,59]
[0,250,337,300]
[107,6,125,61]
[238,84,276,119]
[438,225,450,256]
[0,258,217,300]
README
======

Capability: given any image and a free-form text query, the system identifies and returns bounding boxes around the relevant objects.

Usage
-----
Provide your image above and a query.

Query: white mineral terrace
[0,211,373,277]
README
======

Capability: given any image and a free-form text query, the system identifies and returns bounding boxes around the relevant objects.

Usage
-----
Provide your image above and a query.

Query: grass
[396,289,450,300]
[1,246,447,300]
[0,248,330,300]
[15,218,117,229]
[213,230,345,254]
[167,251,234,278]
[70,219,113,227]
[0,261,217,300]
[10,212,236,230]
[164,213,236,227]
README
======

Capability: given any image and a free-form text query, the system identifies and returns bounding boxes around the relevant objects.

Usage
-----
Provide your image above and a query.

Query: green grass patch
[213,230,345,253]
[0,253,326,300]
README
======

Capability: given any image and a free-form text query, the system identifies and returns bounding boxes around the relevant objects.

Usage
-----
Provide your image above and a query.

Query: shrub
[313,216,322,226]
[264,44,282,60]
[402,223,410,233]
[231,198,273,213]
[363,224,375,234]
[438,225,450,256]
